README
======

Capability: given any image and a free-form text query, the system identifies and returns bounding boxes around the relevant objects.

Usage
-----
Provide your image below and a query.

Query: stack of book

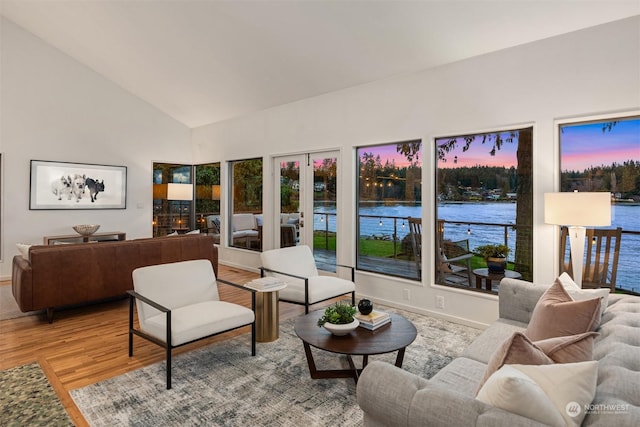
[355,310,391,330]
[244,277,284,291]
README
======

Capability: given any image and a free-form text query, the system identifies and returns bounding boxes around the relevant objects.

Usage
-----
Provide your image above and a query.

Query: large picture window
[435,127,533,293]
[356,141,422,280]
[195,162,221,242]
[152,163,193,237]
[559,115,639,294]
[229,158,263,251]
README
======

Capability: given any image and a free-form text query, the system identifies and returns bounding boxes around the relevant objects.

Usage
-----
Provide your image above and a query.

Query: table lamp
[544,191,611,287]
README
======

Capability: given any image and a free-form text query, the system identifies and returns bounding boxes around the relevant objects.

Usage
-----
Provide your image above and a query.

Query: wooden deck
[314,248,419,280]
[314,248,499,293]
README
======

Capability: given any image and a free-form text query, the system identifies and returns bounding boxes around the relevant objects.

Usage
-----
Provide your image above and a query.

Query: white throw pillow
[186,229,201,234]
[477,361,598,427]
[16,243,31,260]
[557,272,610,317]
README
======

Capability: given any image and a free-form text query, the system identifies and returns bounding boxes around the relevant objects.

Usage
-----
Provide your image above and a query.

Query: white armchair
[260,245,355,313]
[128,259,256,389]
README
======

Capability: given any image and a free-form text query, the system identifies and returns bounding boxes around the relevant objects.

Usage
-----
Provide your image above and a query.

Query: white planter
[323,319,360,336]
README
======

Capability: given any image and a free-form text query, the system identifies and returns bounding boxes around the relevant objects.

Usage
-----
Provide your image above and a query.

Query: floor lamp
[167,183,193,232]
[544,192,611,287]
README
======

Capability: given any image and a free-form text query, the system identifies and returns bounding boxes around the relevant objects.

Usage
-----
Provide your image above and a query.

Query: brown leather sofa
[11,234,218,322]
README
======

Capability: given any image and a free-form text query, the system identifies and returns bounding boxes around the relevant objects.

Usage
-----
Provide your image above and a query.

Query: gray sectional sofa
[357,278,639,426]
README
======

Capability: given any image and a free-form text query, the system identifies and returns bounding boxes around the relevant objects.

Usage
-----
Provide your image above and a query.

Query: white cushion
[232,213,256,231]
[477,361,598,427]
[16,243,31,260]
[261,245,319,278]
[133,260,220,325]
[144,300,254,346]
[557,272,609,318]
[186,229,201,234]
[279,275,355,304]
[233,229,259,239]
[166,231,179,236]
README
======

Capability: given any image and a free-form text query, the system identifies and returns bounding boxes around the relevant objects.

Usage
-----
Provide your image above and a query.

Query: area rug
[70,307,481,426]
[0,362,73,426]
[0,284,43,321]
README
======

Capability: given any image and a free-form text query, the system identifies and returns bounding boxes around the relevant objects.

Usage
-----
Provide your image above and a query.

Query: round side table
[473,268,521,292]
[246,283,287,342]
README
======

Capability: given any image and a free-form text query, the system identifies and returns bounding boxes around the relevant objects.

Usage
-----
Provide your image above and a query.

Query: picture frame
[30,160,127,210]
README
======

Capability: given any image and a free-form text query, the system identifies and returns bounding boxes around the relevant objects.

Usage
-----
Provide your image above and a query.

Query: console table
[43,231,126,245]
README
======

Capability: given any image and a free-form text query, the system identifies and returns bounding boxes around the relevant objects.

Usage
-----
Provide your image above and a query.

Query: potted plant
[475,244,511,273]
[317,302,359,336]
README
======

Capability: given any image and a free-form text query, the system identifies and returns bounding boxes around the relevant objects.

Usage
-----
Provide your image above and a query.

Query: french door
[274,151,339,272]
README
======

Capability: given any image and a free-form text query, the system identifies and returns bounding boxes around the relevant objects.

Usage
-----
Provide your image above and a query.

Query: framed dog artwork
[30,160,127,210]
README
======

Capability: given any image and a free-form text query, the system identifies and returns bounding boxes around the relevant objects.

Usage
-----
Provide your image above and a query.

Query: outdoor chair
[438,238,473,286]
[128,259,256,389]
[408,217,424,279]
[259,245,355,313]
[430,219,473,286]
[559,226,622,291]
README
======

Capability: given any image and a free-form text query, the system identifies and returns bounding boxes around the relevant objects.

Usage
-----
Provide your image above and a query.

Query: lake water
[313,202,639,293]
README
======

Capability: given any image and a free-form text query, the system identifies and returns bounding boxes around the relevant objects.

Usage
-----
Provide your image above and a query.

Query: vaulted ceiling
[1,1,638,128]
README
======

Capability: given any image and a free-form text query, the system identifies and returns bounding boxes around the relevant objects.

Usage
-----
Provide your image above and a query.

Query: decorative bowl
[73,224,101,236]
[323,319,359,336]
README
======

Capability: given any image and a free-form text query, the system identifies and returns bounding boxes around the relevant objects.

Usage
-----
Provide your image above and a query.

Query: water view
[315,202,639,293]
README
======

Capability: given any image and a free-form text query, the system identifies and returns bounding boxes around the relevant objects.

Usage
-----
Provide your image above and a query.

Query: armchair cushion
[133,259,220,323]
[144,300,255,346]
[279,275,355,305]
[232,213,256,231]
[261,245,318,278]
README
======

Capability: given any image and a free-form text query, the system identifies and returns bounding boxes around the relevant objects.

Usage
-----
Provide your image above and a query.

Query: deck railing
[314,211,639,294]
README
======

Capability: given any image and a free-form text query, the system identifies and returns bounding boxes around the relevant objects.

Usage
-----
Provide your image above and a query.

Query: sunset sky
[359,138,517,169]
[360,118,639,171]
[436,133,519,169]
[560,118,640,172]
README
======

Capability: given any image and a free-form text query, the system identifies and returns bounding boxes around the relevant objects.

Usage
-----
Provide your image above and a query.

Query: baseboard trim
[356,294,489,330]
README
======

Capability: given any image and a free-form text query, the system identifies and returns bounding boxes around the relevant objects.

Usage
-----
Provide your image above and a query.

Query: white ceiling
[1,1,638,128]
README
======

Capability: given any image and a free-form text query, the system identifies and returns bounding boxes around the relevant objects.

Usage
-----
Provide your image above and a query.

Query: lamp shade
[166,183,193,201]
[211,185,221,201]
[544,192,611,226]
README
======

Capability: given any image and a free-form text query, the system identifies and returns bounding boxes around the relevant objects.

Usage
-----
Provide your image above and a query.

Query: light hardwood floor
[0,265,323,426]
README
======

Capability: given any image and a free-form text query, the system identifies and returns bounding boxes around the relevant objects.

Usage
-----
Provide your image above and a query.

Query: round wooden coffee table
[294,310,417,383]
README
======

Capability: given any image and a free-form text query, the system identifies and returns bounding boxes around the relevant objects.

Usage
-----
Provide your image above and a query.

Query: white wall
[0,18,191,278]
[192,17,640,327]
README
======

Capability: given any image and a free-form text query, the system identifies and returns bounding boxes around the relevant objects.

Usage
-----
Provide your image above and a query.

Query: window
[435,127,533,293]
[152,163,193,237]
[356,141,422,280]
[228,158,263,251]
[195,162,221,242]
[559,115,640,294]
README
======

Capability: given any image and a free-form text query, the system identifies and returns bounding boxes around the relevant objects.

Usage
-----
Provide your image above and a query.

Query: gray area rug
[0,284,43,321]
[70,307,481,426]
[0,362,73,426]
